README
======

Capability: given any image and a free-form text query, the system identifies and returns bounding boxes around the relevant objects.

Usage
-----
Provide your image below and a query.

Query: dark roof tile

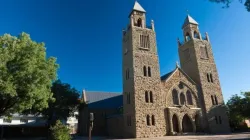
[85,91,123,109]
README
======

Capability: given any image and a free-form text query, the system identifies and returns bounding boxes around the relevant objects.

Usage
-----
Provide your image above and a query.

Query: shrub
[50,120,71,140]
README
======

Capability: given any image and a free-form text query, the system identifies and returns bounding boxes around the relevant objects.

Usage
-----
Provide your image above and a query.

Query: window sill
[139,47,150,51]
[200,57,209,60]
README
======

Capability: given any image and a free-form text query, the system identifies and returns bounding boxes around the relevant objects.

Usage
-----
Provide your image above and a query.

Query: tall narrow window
[137,18,142,27]
[149,91,153,103]
[140,35,142,48]
[147,35,149,49]
[125,69,130,80]
[194,31,200,39]
[127,116,129,126]
[146,115,150,126]
[145,91,149,103]
[127,92,130,104]
[148,67,151,77]
[186,90,193,105]
[215,116,218,124]
[152,115,155,126]
[127,116,131,126]
[211,95,215,105]
[210,73,213,83]
[207,73,210,82]
[143,66,147,76]
[180,93,185,105]
[219,116,222,124]
[172,89,179,105]
[185,32,191,42]
[214,95,218,105]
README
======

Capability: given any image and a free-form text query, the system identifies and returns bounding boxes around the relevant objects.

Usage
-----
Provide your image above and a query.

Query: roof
[161,70,174,81]
[132,1,146,13]
[182,15,198,29]
[85,91,123,109]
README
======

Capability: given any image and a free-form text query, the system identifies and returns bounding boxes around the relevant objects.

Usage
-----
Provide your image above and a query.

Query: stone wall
[179,33,230,133]
[131,26,166,138]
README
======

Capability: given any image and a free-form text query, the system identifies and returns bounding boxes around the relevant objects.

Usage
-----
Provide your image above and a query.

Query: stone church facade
[79,1,230,138]
[121,1,230,138]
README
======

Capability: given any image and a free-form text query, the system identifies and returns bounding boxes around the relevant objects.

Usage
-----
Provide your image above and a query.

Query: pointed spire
[132,1,146,13]
[182,14,198,29]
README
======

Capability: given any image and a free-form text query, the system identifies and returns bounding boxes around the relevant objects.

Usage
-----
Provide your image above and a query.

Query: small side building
[78,90,122,136]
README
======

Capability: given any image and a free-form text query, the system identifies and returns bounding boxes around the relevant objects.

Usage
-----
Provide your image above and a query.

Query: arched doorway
[195,114,201,132]
[182,114,193,132]
[172,114,179,133]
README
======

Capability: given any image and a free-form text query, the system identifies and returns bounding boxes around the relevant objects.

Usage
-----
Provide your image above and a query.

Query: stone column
[169,112,173,133]
[178,115,183,134]
[130,15,134,27]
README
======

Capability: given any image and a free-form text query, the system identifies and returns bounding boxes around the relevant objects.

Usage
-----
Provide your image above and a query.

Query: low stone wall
[106,114,124,138]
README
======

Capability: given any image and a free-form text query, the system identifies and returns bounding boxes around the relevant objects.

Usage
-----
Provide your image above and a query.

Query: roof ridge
[85,91,121,94]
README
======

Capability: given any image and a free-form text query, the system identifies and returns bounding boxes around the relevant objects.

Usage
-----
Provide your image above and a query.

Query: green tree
[227,92,250,129]
[209,0,250,12]
[0,32,58,116]
[50,120,71,140]
[45,80,80,125]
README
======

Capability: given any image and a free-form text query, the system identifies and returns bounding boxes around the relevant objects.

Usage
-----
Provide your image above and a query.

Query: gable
[161,67,196,85]
[161,68,200,108]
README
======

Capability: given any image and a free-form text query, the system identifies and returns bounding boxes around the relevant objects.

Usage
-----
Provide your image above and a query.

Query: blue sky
[0,0,249,102]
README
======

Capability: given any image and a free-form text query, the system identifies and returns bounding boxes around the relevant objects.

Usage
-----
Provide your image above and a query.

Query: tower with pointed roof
[178,14,230,133]
[122,1,165,138]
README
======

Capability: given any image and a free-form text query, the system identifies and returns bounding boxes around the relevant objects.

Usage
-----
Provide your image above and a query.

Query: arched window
[211,95,215,105]
[207,73,210,82]
[143,66,147,76]
[149,91,153,103]
[194,31,200,39]
[186,90,193,105]
[180,93,186,105]
[148,67,151,77]
[145,91,149,103]
[146,115,150,126]
[219,116,222,124]
[152,115,155,126]
[214,95,218,105]
[172,89,179,105]
[185,32,191,42]
[127,92,130,104]
[210,73,213,83]
[137,18,142,27]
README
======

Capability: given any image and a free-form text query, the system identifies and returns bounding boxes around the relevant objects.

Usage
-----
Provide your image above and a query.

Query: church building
[78,1,230,138]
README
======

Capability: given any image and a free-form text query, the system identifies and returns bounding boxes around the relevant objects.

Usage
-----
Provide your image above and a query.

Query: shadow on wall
[78,95,123,137]
[0,125,48,138]
[206,104,231,134]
